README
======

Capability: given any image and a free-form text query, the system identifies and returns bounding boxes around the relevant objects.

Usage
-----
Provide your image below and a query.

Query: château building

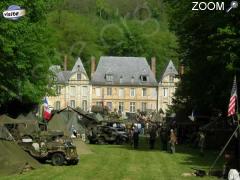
[91,56,158,114]
[48,57,92,111]
[47,56,179,115]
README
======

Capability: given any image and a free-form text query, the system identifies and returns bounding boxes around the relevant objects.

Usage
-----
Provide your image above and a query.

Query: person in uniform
[133,125,140,149]
[198,131,205,156]
[149,125,157,149]
[169,129,177,153]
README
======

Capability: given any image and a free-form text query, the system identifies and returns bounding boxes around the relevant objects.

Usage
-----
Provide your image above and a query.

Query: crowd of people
[127,121,178,153]
[125,113,205,155]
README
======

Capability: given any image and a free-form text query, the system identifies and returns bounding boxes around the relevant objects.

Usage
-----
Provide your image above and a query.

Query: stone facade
[47,57,92,111]
[47,56,179,115]
[158,60,179,113]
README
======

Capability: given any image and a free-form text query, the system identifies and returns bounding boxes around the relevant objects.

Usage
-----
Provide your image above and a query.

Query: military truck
[19,131,79,165]
[87,125,128,144]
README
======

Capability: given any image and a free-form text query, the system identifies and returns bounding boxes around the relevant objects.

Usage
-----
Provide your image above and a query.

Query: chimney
[179,63,184,76]
[151,57,156,78]
[91,56,96,78]
[64,55,67,71]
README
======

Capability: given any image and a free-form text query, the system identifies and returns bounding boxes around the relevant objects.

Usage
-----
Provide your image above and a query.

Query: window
[56,86,61,95]
[96,88,101,97]
[130,102,136,113]
[119,88,124,97]
[163,88,168,97]
[119,102,124,113]
[169,75,174,82]
[96,102,102,106]
[131,76,135,83]
[140,75,148,82]
[106,74,113,82]
[107,102,112,110]
[77,73,81,80]
[130,88,135,97]
[141,102,147,112]
[70,86,76,96]
[152,88,157,97]
[120,76,123,83]
[142,88,147,96]
[55,101,60,110]
[70,100,75,108]
[107,87,112,96]
[82,86,88,96]
[82,100,87,111]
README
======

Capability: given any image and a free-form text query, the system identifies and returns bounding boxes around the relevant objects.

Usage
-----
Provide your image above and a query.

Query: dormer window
[77,73,81,80]
[140,75,148,82]
[120,76,123,83]
[131,76,135,83]
[169,75,174,82]
[106,74,113,82]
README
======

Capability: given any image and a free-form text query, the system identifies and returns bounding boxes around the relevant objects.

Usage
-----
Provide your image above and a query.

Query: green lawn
[1,137,222,180]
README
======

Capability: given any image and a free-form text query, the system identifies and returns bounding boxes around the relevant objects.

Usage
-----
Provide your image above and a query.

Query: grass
[1,137,222,180]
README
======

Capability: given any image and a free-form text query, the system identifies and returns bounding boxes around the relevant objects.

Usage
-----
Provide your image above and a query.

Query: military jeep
[18,130,79,166]
[88,125,128,144]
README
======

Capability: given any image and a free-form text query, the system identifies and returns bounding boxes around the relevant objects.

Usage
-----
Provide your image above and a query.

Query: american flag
[228,76,237,117]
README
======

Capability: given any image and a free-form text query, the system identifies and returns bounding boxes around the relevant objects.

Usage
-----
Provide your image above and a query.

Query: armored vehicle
[18,130,79,166]
[88,125,128,144]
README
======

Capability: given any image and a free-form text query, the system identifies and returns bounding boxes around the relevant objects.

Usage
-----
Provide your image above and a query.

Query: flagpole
[236,75,240,171]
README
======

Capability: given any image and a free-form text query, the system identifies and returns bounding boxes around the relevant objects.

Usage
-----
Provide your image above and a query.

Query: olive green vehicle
[0,115,79,166]
[18,131,79,166]
[87,125,128,144]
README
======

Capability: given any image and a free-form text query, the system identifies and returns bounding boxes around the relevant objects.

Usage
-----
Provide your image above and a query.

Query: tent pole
[208,124,239,174]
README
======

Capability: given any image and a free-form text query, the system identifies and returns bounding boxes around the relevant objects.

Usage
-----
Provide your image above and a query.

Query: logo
[3,5,26,20]
[192,1,238,12]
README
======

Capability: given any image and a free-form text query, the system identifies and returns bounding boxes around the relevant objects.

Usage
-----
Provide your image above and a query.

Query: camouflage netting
[0,140,41,176]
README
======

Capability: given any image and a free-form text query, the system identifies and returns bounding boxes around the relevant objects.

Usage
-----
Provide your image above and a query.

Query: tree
[0,0,58,116]
[166,0,240,117]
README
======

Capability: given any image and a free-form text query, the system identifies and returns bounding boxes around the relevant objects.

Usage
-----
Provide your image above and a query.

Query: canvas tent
[48,110,86,136]
[0,125,40,176]
[0,140,41,175]
[0,115,39,137]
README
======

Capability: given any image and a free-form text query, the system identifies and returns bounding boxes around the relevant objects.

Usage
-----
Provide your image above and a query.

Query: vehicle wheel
[116,137,125,145]
[98,137,105,144]
[51,153,64,166]
[38,158,46,164]
[67,159,79,165]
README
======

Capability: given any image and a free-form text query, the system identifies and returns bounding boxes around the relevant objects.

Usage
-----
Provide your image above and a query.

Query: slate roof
[71,57,87,74]
[92,56,158,86]
[159,60,178,82]
[50,57,87,84]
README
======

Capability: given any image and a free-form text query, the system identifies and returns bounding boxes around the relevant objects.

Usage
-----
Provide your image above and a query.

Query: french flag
[43,97,52,121]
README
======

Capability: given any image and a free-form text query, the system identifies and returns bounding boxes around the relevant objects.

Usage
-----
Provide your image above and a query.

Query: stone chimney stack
[179,63,184,76]
[91,56,96,78]
[64,55,67,71]
[151,57,156,78]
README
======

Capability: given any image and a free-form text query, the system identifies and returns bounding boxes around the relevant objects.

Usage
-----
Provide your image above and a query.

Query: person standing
[133,125,140,149]
[169,129,177,153]
[149,125,157,149]
[198,131,205,156]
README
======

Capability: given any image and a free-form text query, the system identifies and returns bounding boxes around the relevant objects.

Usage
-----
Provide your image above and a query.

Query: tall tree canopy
[0,0,58,115]
[48,0,178,78]
[166,1,240,117]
